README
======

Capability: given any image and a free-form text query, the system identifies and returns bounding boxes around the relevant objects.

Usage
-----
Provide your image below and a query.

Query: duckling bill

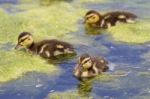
[84,10,137,29]
[15,32,75,58]
[73,54,109,78]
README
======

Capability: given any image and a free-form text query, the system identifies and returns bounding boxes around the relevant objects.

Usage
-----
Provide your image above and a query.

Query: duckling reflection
[84,24,105,35]
[73,54,109,78]
[77,78,94,97]
[15,32,76,59]
[84,10,137,29]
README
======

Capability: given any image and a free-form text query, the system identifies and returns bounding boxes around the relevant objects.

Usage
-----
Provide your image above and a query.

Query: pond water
[0,0,150,99]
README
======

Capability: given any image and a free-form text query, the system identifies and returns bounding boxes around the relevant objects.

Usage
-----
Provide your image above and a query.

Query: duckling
[15,32,75,58]
[73,54,109,78]
[84,10,137,29]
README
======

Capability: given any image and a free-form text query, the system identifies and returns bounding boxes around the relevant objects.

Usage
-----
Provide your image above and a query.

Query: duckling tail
[103,66,109,72]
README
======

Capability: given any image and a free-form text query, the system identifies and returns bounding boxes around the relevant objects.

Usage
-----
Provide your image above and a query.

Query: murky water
[0,0,150,99]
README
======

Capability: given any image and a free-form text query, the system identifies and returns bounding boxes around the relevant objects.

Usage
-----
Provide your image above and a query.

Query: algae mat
[0,1,84,82]
[0,50,61,83]
[0,0,109,83]
[108,21,150,44]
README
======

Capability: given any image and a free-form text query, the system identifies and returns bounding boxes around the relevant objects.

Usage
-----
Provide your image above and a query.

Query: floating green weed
[0,2,85,43]
[79,0,110,3]
[0,50,60,83]
[48,90,93,99]
[17,2,83,38]
[0,1,86,82]
[108,21,150,44]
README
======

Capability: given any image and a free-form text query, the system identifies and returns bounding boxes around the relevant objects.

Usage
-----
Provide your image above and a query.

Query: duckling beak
[78,64,84,72]
[83,20,86,24]
[14,44,21,49]
[83,18,88,24]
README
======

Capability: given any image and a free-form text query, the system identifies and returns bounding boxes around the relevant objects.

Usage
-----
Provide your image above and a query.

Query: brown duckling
[84,10,137,29]
[73,54,109,78]
[15,32,75,58]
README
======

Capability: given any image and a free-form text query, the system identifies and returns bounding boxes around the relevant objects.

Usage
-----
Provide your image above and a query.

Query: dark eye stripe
[19,37,28,43]
[82,59,90,65]
[86,16,94,20]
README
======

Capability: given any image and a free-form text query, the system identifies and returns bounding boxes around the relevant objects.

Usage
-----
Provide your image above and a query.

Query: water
[0,0,150,99]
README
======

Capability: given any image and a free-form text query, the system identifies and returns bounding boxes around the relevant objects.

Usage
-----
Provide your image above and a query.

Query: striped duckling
[73,54,109,78]
[84,10,137,29]
[15,32,75,58]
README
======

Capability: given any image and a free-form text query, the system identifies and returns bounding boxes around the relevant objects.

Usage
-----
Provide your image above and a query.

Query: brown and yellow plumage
[73,54,109,78]
[84,10,137,29]
[15,32,75,58]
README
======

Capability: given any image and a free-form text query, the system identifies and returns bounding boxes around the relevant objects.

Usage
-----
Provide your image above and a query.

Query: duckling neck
[91,17,102,28]
[28,42,36,52]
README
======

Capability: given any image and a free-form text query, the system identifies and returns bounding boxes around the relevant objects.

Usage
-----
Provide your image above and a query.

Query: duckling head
[84,10,101,25]
[79,54,93,70]
[15,32,34,49]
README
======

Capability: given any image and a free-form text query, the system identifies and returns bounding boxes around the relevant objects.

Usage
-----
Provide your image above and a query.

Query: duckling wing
[38,39,75,57]
[101,11,137,28]
[92,57,109,72]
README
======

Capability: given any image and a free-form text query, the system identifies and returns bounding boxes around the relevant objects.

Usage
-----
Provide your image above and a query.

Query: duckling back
[73,55,109,78]
[29,39,75,58]
[91,56,109,72]
[100,11,137,28]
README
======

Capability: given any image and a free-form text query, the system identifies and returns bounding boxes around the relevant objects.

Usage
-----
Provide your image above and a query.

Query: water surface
[0,0,150,99]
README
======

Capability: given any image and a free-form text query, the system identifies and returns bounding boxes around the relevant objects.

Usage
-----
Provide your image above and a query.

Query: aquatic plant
[0,1,85,82]
[0,2,85,42]
[47,90,97,99]
[0,50,60,83]
[108,21,150,44]
[78,0,110,3]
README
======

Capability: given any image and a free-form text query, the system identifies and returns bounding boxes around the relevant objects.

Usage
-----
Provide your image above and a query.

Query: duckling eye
[92,16,96,19]
[28,38,30,40]
[82,60,90,65]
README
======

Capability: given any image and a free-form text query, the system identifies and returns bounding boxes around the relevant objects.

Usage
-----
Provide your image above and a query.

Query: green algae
[0,1,85,83]
[95,73,115,82]
[78,0,110,3]
[0,2,85,43]
[138,72,150,77]
[84,25,106,35]
[108,21,150,44]
[0,50,60,83]
[19,0,37,3]
[0,15,23,43]
[47,74,116,99]
[16,2,83,39]
[47,90,97,99]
